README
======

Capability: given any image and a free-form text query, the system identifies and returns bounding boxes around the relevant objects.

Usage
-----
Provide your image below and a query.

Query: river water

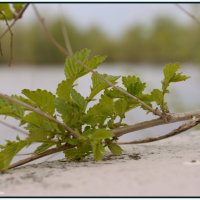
[0,64,199,162]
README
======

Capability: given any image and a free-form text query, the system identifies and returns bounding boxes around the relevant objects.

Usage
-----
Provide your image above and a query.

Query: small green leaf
[162,63,190,93]
[108,143,123,156]
[65,49,106,80]
[0,140,28,171]
[65,137,79,145]
[23,112,58,142]
[151,89,163,106]
[114,99,128,118]
[91,129,113,140]
[22,89,55,115]
[105,88,126,99]
[64,143,91,160]
[83,94,115,126]
[122,75,146,96]
[91,142,105,161]
[55,98,68,116]
[71,89,87,111]
[55,98,81,128]
[64,49,91,80]
[89,73,120,100]
[0,97,24,119]
[56,79,73,101]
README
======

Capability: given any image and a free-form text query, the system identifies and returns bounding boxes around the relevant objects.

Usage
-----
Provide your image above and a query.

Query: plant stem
[0,119,28,136]
[176,4,200,26]
[0,92,79,139]
[0,4,29,40]
[118,117,200,145]
[32,4,69,56]
[112,110,200,137]
[0,11,13,66]
[8,143,70,171]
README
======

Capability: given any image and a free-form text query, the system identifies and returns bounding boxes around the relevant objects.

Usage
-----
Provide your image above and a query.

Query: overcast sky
[22,3,200,37]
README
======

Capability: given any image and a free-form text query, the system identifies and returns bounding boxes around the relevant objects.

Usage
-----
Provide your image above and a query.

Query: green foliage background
[1,16,200,65]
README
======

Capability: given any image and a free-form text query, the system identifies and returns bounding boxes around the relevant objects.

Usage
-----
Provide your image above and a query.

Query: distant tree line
[1,16,200,65]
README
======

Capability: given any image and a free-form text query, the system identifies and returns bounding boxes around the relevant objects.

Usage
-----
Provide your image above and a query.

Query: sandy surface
[1,131,200,196]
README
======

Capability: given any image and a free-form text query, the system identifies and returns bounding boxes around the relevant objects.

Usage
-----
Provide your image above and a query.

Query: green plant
[0,4,200,173]
[1,48,198,172]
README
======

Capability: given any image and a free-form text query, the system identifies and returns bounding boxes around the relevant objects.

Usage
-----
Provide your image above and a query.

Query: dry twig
[0,3,29,40]
[118,117,200,145]
[176,4,200,25]
[0,119,28,136]
[32,4,68,56]
[8,143,71,170]
[0,11,13,66]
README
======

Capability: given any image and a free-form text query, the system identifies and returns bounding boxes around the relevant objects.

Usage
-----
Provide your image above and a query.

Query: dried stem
[118,117,200,145]
[113,110,200,137]
[0,41,3,56]
[176,4,200,25]
[0,119,28,136]
[59,6,73,56]
[0,11,13,66]
[8,143,70,170]
[32,4,69,56]
[0,92,79,139]
[0,3,29,40]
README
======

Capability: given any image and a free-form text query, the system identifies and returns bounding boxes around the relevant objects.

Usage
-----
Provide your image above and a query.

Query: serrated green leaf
[151,89,163,106]
[151,89,168,112]
[55,98,68,116]
[65,49,91,80]
[108,143,123,156]
[99,94,115,116]
[23,112,58,142]
[122,75,146,96]
[0,140,28,171]
[91,142,105,161]
[71,89,87,111]
[89,73,120,100]
[64,143,91,160]
[56,79,74,101]
[171,72,190,82]
[55,98,81,128]
[65,137,79,145]
[114,99,128,118]
[83,94,115,126]
[91,129,113,140]
[105,88,126,99]
[22,89,55,115]
[0,97,24,119]
[163,63,179,90]
[162,63,190,93]
[65,49,106,80]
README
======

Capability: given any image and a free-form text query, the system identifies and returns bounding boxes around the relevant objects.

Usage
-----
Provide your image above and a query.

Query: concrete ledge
[1,131,200,196]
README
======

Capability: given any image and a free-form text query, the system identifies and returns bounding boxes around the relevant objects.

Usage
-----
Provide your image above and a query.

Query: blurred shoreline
[1,16,200,65]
